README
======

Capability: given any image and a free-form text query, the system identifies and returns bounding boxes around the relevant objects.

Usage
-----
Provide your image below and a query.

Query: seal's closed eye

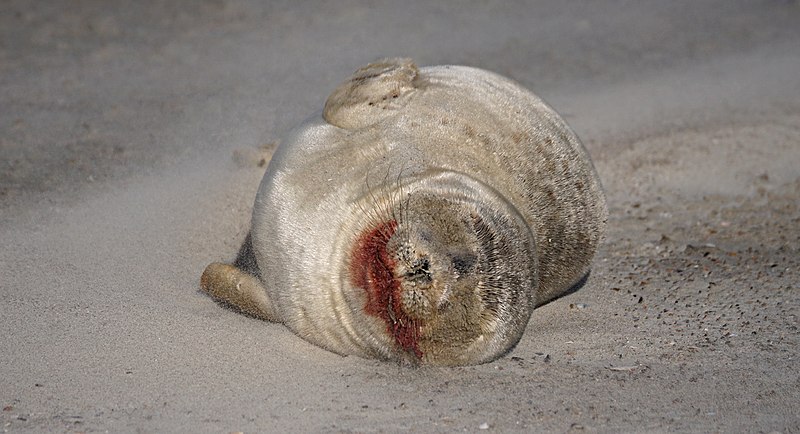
[451,253,476,276]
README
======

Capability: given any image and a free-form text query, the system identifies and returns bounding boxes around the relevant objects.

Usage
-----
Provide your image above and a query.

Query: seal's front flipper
[323,58,420,130]
[200,262,281,322]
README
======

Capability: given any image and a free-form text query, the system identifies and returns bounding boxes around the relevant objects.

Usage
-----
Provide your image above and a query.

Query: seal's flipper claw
[200,262,281,322]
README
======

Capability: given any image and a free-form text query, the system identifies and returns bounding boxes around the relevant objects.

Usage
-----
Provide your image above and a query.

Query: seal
[201,58,607,366]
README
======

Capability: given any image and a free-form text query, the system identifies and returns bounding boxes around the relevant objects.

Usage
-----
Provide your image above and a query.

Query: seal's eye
[451,253,476,276]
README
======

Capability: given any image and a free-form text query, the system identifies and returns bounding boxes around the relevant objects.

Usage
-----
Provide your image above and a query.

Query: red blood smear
[350,220,422,359]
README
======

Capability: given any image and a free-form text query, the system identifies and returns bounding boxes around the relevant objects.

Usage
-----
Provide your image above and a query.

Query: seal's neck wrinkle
[349,220,423,359]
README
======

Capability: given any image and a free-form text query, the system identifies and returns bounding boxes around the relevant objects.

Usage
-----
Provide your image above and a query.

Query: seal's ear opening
[323,58,420,130]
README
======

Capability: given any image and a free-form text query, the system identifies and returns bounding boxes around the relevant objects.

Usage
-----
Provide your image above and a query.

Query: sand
[1,1,798,432]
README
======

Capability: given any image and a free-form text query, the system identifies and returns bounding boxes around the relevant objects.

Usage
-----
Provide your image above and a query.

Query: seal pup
[201,58,607,366]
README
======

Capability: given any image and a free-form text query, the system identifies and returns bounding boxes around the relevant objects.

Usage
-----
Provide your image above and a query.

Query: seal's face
[348,188,538,366]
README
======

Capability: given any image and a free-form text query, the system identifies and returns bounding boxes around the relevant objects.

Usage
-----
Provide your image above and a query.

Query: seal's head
[347,173,538,366]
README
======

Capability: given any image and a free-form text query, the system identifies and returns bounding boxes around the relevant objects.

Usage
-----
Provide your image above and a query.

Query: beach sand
[1,1,798,432]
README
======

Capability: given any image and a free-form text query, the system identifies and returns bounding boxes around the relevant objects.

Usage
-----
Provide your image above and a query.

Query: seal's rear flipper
[200,262,281,323]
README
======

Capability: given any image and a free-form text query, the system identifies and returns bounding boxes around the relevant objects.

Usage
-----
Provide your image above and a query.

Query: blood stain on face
[350,220,422,359]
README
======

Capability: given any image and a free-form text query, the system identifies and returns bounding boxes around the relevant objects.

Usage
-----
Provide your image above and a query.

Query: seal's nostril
[405,257,432,283]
